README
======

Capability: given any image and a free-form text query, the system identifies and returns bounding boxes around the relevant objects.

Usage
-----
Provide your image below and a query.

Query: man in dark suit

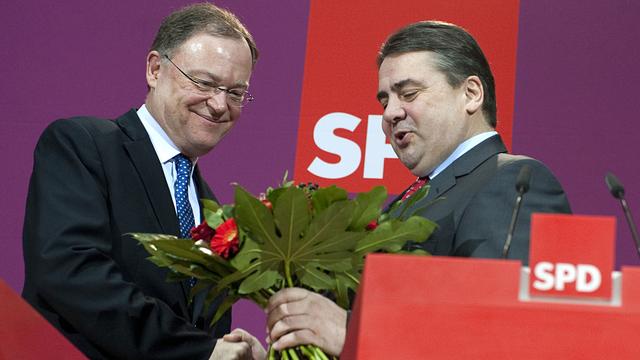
[265,21,571,357]
[22,4,265,360]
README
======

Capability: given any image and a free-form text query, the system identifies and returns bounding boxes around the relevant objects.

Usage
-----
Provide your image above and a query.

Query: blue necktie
[174,154,196,239]
[174,154,197,288]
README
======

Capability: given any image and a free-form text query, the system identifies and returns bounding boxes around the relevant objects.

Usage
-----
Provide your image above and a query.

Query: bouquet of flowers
[132,175,435,359]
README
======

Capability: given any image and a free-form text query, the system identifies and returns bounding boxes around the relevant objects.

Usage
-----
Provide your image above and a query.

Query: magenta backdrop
[1,0,639,346]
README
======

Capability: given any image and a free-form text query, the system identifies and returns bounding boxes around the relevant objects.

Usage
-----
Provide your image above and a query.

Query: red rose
[210,218,239,259]
[366,220,378,230]
[190,221,215,242]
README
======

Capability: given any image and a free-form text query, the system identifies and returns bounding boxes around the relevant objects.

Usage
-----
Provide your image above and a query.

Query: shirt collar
[428,131,498,179]
[137,104,199,166]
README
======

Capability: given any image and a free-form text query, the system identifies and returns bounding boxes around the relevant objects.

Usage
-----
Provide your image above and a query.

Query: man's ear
[146,51,162,90]
[464,75,484,115]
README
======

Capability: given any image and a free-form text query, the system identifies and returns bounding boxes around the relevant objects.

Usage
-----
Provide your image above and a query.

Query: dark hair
[150,3,258,67]
[378,21,496,127]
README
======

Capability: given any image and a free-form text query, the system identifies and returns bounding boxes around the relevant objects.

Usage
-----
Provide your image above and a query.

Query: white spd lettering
[307,112,397,179]
[532,262,602,293]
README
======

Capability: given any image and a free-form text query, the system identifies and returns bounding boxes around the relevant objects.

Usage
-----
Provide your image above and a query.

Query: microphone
[605,172,640,258]
[502,165,532,259]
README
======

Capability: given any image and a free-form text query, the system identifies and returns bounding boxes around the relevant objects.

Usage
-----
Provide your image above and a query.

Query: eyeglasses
[163,55,254,107]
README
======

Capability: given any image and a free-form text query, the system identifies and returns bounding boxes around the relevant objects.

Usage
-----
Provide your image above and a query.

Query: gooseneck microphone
[502,165,532,259]
[605,172,640,259]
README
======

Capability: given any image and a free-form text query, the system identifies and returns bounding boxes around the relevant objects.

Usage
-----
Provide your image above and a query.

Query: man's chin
[181,141,219,158]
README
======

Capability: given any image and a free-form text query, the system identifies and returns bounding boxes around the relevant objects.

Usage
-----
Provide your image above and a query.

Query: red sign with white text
[293,0,520,194]
[529,213,616,300]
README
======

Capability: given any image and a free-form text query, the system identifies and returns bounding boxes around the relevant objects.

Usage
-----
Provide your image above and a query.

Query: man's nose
[382,97,406,124]
[206,91,228,113]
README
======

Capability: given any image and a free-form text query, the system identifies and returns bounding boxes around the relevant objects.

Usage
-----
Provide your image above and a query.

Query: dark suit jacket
[394,135,571,265]
[22,109,230,359]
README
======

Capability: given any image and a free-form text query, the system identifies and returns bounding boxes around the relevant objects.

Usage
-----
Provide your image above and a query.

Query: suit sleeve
[453,159,571,265]
[22,119,216,359]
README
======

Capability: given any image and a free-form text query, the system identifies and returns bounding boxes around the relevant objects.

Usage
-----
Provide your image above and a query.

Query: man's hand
[210,328,266,360]
[266,288,347,356]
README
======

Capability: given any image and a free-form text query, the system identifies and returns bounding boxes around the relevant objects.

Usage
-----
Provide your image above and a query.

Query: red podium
[342,214,640,359]
[0,279,86,359]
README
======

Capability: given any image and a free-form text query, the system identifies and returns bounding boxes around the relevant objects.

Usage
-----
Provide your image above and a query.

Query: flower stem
[312,345,329,360]
[284,261,294,288]
[300,345,315,358]
[288,348,300,360]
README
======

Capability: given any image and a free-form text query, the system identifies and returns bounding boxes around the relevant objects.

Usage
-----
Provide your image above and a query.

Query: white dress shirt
[137,104,201,224]
[428,131,498,180]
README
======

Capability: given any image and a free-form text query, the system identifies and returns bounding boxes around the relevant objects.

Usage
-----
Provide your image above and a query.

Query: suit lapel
[193,166,216,221]
[116,110,190,313]
[118,111,180,235]
[403,135,508,214]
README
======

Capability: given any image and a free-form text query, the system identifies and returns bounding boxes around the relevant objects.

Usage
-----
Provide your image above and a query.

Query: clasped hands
[213,288,347,359]
[266,288,347,357]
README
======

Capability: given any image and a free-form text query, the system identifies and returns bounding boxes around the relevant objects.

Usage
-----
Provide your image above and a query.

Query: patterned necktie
[401,176,429,201]
[174,154,196,239]
[174,154,197,288]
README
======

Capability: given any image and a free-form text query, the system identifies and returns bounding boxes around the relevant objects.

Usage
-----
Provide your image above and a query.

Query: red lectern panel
[342,254,640,359]
[0,279,86,359]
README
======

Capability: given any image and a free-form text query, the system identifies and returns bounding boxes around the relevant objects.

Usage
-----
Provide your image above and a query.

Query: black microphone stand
[605,172,640,259]
[502,165,532,259]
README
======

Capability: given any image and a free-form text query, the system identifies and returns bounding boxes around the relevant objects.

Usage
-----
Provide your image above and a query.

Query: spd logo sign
[529,214,616,300]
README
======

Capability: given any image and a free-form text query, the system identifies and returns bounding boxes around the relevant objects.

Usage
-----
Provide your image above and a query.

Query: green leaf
[296,232,362,267]
[201,199,220,212]
[273,186,311,259]
[334,272,359,308]
[230,236,262,269]
[239,269,281,294]
[296,263,335,291]
[234,186,279,247]
[266,187,287,207]
[396,185,430,220]
[349,186,387,230]
[311,186,348,213]
[295,201,355,256]
[132,234,235,280]
[356,216,437,255]
[209,292,238,327]
[213,266,258,294]
[222,204,235,219]
[203,208,224,228]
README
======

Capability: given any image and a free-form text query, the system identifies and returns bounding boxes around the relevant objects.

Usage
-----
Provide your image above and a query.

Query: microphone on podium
[605,172,640,259]
[502,165,532,259]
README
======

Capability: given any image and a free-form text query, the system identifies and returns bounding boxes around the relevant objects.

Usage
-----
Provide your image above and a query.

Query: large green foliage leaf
[239,269,281,294]
[356,216,437,255]
[349,186,387,230]
[273,186,311,258]
[295,262,335,291]
[311,185,348,213]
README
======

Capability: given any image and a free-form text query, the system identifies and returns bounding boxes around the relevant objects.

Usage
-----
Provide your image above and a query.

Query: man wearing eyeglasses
[22,3,265,360]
